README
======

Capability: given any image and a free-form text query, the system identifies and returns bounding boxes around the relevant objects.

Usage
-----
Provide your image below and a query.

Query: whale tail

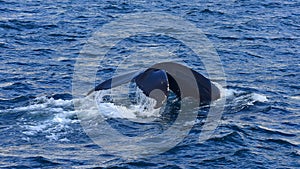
[87,62,220,108]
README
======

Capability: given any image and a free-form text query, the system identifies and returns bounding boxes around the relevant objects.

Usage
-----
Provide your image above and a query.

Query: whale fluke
[86,71,141,96]
[87,62,220,108]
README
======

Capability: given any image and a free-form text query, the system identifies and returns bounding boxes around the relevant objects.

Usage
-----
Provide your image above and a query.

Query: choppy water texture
[0,0,299,168]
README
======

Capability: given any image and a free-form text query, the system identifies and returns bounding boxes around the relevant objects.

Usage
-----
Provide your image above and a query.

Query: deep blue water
[0,0,299,168]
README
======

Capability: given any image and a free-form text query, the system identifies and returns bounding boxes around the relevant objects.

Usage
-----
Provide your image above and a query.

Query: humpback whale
[87,62,220,108]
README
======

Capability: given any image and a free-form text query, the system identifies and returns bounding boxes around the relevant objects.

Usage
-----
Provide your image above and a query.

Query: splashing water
[94,86,163,120]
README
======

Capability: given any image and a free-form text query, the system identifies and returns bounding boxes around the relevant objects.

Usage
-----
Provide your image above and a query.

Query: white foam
[291,95,300,100]
[46,133,59,141]
[0,82,14,88]
[1,96,73,113]
[53,111,78,124]
[15,86,269,141]
[94,89,161,120]
[14,97,79,141]
[97,102,137,119]
[17,90,161,141]
[221,86,268,103]
[59,137,70,142]
[26,124,48,131]
[213,83,241,99]
[13,103,48,112]
[22,123,49,136]
[224,88,245,98]
[251,93,268,103]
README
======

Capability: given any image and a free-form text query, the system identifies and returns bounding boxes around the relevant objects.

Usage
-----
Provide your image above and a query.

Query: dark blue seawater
[0,0,299,168]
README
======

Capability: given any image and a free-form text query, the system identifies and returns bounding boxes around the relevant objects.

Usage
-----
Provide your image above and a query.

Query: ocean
[0,0,299,168]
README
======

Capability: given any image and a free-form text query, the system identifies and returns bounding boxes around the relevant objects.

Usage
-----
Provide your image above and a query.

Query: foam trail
[6,86,268,141]
[3,96,80,142]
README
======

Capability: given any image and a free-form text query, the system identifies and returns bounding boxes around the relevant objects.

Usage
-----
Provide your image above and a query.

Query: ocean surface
[0,0,299,168]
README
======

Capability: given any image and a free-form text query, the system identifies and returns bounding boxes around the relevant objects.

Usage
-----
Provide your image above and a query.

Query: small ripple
[32,48,54,54]
[224,124,249,136]
[263,138,298,147]
[290,150,300,157]
[25,156,61,167]
[201,8,225,15]
[0,82,14,88]
[200,156,229,164]
[208,131,245,146]
[51,93,73,100]
[245,51,264,58]
[2,165,32,169]
[2,82,32,91]
[233,148,251,157]
[262,2,282,8]
[269,106,294,115]
[0,22,21,31]
[7,19,40,30]
[6,61,30,66]
[250,125,296,137]
[126,161,158,168]
[0,95,34,110]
